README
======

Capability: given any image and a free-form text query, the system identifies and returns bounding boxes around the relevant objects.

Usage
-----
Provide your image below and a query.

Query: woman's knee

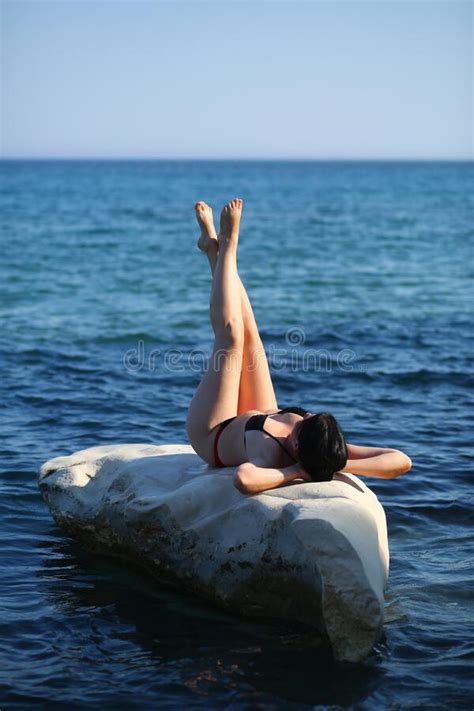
[213,315,244,348]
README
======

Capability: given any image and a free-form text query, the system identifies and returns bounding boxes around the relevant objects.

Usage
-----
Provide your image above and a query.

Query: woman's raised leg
[194,202,277,416]
[186,200,244,457]
[237,276,278,414]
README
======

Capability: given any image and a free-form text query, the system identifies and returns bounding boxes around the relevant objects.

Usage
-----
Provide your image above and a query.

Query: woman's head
[295,412,347,482]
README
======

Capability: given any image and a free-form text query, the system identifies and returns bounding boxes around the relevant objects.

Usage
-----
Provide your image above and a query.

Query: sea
[1,159,473,709]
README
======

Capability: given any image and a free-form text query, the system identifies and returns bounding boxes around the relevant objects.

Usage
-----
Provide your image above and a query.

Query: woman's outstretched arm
[342,443,412,479]
[234,462,304,495]
[233,445,412,495]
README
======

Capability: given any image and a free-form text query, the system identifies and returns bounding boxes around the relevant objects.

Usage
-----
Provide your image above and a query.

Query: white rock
[38,443,389,662]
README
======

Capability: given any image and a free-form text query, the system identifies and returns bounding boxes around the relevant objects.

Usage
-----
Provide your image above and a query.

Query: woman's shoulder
[236,408,278,419]
[228,410,269,428]
[278,405,309,417]
[235,406,308,418]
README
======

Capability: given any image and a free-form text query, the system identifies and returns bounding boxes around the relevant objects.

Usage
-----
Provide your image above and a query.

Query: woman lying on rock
[186,199,412,495]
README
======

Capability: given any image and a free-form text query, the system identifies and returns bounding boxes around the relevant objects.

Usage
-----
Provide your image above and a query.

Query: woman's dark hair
[297,412,347,482]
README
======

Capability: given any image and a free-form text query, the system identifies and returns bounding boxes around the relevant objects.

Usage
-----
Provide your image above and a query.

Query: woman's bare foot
[219,198,243,247]
[195,201,218,253]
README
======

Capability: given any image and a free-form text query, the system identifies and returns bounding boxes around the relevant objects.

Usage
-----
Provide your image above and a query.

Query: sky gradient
[1,0,472,159]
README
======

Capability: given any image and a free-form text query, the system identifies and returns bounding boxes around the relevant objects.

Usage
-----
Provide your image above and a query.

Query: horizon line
[1,156,473,162]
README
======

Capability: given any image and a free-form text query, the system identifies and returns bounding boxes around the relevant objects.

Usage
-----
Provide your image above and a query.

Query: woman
[186,199,412,495]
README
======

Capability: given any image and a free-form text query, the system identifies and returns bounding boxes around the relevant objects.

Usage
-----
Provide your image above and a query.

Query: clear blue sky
[1,0,472,159]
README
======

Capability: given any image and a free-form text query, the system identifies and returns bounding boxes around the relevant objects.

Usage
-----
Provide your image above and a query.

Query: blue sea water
[0,160,473,709]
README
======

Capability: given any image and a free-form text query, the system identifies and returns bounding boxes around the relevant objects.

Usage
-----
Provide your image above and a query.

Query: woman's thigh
[238,336,277,414]
[186,336,243,454]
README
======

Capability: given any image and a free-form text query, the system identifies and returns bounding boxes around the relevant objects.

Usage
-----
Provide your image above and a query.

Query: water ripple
[1,160,473,709]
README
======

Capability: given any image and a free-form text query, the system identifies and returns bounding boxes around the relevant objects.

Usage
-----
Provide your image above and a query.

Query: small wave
[117,208,158,220]
[75,241,120,249]
[388,500,473,526]
[389,368,474,387]
[93,333,161,345]
[377,368,473,386]
[78,227,126,236]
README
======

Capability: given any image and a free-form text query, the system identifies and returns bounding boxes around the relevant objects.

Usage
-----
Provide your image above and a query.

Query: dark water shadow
[36,534,387,707]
